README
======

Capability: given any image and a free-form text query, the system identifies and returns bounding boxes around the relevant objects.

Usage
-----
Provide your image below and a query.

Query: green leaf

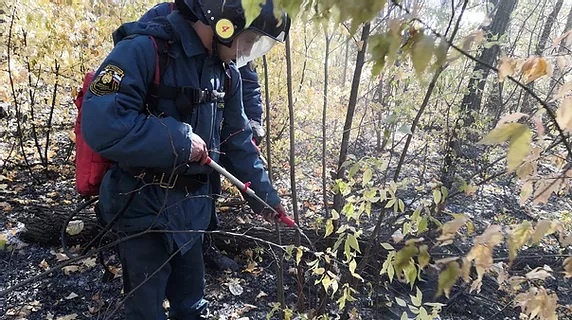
[519,181,533,205]
[280,0,303,20]
[386,199,396,208]
[395,296,407,307]
[434,39,449,70]
[0,233,6,250]
[403,261,418,287]
[437,261,460,298]
[395,245,418,275]
[381,242,394,250]
[507,125,532,172]
[418,245,430,270]
[418,217,429,234]
[478,123,532,172]
[296,247,303,265]
[433,189,442,204]
[325,219,334,237]
[242,0,265,27]
[410,33,435,76]
[349,163,360,179]
[440,186,448,199]
[387,262,395,282]
[362,167,373,186]
[347,234,361,253]
[478,123,525,145]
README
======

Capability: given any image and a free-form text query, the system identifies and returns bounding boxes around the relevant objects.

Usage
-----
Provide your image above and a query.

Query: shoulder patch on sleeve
[89,65,124,96]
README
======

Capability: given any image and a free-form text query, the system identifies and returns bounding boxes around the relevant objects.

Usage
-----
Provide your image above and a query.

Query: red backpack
[73,36,170,196]
[73,72,113,196]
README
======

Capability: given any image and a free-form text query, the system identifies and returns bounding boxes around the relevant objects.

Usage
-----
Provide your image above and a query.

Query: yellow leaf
[553,80,572,100]
[515,287,558,320]
[531,220,558,244]
[325,219,334,237]
[437,215,469,242]
[507,221,533,262]
[0,234,7,250]
[461,257,471,282]
[525,266,552,280]
[242,0,265,27]
[39,259,50,270]
[556,97,572,131]
[507,125,532,172]
[347,234,361,253]
[395,296,407,307]
[410,33,435,76]
[62,265,80,275]
[437,261,460,298]
[498,55,517,82]
[296,247,303,265]
[461,30,485,52]
[466,244,492,285]
[433,40,449,69]
[475,225,504,246]
[362,167,372,186]
[552,29,572,48]
[478,123,524,145]
[433,189,442,204]
[556,55,568,70]
[394,245,418,275]
[496,112,528,127]
[519,181,533,205]
[563,257,572,278]
[533,179,561,205]
[521,56,549,83]
[418,245,430,270]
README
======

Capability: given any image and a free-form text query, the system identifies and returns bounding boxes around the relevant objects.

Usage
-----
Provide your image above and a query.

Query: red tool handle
[279,214,296,227]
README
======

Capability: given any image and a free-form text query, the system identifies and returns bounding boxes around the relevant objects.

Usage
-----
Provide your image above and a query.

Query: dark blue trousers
[117,232,207,320]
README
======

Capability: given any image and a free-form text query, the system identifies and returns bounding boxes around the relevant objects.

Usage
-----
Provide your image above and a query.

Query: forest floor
[1,137,572,320]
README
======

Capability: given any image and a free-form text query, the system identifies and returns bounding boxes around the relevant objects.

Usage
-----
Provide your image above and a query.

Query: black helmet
[183,0,290,65]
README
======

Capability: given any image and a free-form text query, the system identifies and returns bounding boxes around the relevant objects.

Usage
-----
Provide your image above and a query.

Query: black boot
[202,235,240,271]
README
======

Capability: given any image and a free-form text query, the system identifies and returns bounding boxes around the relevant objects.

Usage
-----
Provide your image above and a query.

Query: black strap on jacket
[146,36,225,117]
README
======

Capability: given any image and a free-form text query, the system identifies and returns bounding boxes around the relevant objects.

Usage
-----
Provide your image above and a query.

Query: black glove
[249,120,265,146]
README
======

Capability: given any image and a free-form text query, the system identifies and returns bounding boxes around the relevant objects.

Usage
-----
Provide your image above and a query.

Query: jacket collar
[167,11,207,58]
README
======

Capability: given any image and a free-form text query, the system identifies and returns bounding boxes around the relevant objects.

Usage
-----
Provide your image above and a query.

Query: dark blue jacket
[81,12,279,252]
[140,2,263,123]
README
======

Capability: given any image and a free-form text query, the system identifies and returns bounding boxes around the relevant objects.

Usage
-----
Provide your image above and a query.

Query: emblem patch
[215,19,235,39]
[89,65,124,96]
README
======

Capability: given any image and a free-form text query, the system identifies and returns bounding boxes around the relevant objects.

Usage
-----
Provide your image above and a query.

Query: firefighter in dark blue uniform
[81,1,290,319]
[139,1,266,271]
[140,1,266,144]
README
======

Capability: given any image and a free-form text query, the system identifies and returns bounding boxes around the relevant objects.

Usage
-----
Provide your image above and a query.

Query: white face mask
[234,30,278,67]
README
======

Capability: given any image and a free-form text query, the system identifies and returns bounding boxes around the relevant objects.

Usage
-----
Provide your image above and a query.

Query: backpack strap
[145,35,225,116]
[147,36,170,110]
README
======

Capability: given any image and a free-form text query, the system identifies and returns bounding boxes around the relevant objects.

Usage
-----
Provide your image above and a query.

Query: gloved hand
[249,119,265,146]
[261,203,295,227]
[189,133,208,165]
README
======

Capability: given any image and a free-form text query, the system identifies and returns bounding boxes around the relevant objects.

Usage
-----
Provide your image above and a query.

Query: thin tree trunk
[322,29,332,219]
[262,55,273,182]
[333,22,371,215]
[285,35,304,312]
[342,37,350,85]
